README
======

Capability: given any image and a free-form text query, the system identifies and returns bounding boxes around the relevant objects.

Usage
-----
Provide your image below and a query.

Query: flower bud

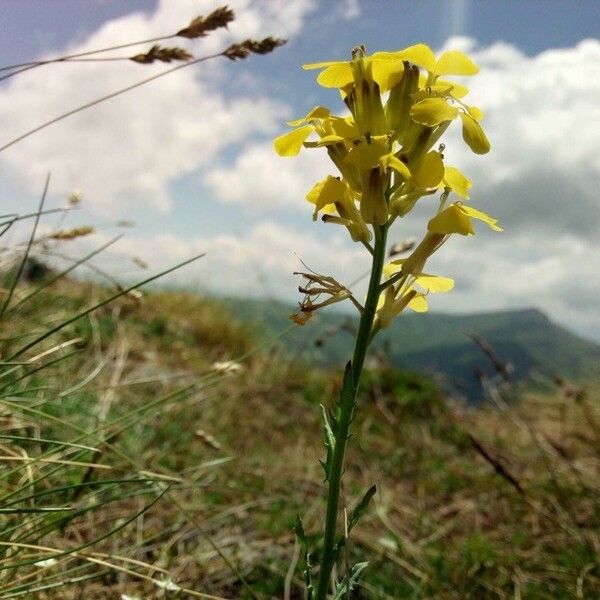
[386,62,419,143]
[360,168,388,225]
[347,58,387,138]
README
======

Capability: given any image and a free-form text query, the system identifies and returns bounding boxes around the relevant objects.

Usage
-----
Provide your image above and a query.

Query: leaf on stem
[332,562,369,599]
[294,515,314,599]
[319,405,336,482]
[347,484,377,532]
[334,484,377,557]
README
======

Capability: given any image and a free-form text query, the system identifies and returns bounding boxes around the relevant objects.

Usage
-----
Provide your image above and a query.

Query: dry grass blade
[0,174,50,318]
[468,433,525,496]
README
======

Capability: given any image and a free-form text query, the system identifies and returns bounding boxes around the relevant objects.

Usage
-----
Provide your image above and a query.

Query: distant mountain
[223,298,600,402]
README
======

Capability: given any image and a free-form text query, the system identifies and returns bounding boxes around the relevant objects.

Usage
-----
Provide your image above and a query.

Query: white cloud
[85,220,368,302]
[204,142,329,209]
[338,0,361,20]
[0,0,315,214]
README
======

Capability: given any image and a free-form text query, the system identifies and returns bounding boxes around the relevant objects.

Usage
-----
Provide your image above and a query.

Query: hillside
[3,278,598,598]
[223,298,600,401]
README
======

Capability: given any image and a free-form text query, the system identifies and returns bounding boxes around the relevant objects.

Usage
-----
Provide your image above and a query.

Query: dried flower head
[291,271,362,324]
[130,45,193,64]
[177,6,235,39]
[195,428,222,450]
[224,37,286,61]
[50,226,94,241]
[68,190,83,205]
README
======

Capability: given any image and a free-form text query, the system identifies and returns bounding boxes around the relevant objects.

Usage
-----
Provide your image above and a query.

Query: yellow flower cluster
[274,44,501,327]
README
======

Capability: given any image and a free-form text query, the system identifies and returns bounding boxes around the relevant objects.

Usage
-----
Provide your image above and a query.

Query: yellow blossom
[274,42,498,326]
[428,202,502,235]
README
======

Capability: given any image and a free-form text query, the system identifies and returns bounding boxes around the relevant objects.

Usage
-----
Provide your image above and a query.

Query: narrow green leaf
[294,515,313,598]
[320,404,336,482]
[348,484,377,532]
[332,561,369,598]
[334,484,377,558]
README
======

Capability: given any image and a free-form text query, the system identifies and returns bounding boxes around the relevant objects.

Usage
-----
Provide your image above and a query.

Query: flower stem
[314,223,388,599]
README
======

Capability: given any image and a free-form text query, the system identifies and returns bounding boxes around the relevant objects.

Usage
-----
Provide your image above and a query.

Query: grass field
[1,276,597,599]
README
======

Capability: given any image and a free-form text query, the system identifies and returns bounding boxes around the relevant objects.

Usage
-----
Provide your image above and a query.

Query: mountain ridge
[221,297,600,401]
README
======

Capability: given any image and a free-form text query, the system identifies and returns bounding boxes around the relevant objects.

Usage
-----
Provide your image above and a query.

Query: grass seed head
[177,6,235,39]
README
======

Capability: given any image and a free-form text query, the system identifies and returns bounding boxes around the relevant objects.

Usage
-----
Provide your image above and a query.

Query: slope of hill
[223,298,600,401]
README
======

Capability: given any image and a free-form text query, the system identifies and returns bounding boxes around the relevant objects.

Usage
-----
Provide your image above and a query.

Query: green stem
[314,223,388,599]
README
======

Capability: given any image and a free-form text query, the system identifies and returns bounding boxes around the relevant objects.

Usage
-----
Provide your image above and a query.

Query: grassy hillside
[1,279,598,598]
[223,298,600,402]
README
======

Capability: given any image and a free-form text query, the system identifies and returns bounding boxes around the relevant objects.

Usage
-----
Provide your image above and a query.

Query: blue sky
[0,0,599,339]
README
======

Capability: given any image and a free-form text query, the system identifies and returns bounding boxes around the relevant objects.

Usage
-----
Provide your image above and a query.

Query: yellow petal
[459,111,491,154]
[344,141,388,169]
[305,175,347,205]
[415,274,455,293]
[410,98,459,127]
[408,294,428,312]
[398,43,436,73]
[383,259,404,279]
[428,204,474,235]
[371,51,402,60]
[317,63,354,88]
[467,105,484,121]
[443,166,471,199]
[460,205,503,231]
[302,60,346,70]
[413,151,444,188]
[381,154,411,180]
[434,78,469,98]
[371,58,405,92]
[417,75,469,99]
[287,106,330,126]
[274,126,313,156]
[310,134,345,146]
[329,117,359,139]
[434,50,479,77]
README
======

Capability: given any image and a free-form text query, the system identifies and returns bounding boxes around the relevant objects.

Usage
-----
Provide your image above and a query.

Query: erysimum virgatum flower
[274,43,500,327]
[274,43,501,599]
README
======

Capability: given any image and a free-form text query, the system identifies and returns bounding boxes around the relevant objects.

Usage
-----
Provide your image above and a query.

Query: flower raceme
[274,43,501,327]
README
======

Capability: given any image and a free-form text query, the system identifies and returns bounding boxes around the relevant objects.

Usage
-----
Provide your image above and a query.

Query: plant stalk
[315,223,388,599]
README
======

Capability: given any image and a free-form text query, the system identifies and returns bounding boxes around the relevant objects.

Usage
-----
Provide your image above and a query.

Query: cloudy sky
[0,0,599,340]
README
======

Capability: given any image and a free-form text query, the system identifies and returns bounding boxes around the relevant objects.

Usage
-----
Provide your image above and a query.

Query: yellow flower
[305,176,371,243]
[428,202,502,235]
[275,44,497,328]
[439,166,471,199]
[303,52,405,93]
[373,44,479,79]
[273,106,359,157]
[375,266,454,329]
